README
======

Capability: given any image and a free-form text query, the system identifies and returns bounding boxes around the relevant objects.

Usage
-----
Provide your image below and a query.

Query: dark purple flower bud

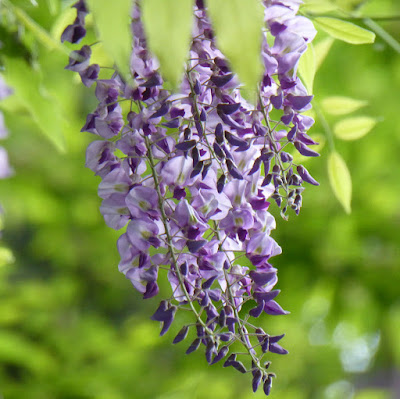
[195,120,204,136]
[193,79,201,95]
[213,142,225,159]
[205,340,216,364]
[210,73,234,87]
[199,108,207,122]
[226,317,237,333]
[200,291,210,307]
[269,343,288,355]
[286,94,313,111]
[212,346,229,364]
[261,150,274,162]
[217,174,226,193]
[225,131,248,148]
[262,174,273,186]
[226,159,243,180]
[191,147,199,167]
[190,160,203,179]
[184,127,191,140]
[289,173,302,186]
[223,353,237,367]
[263,376,272,396]
[294,194,302,207]
[218,308,226,327]
[261,336,270,353]
[140,74,162,88]
[264,300,289,316]
[237,228,247,242]
[280,151,293,163]
[173,186,186,200]
[215,123,224,144]
[217,103,241,115]
[297,165,319,185]
[202,161,212,179]
[202,275,217,290]
[221,144,233,160]
[176,140,197,151]
[196,324,205,338]
[61,24,86,43]
[273,195,282,207]
[252,370,263,393]
[250,271,276,286]
[65,45,91,72]
[187,239,207,253]
[270,92,283,109]
[230,360,247,374]
[143,281,159,299]
[255,124,267,136]
[294,141,320,157]
[162,118,180,129]
[79,64,100,87]
[218,113,244,130]
[150,102,170,119]
[287,125,297,141]
[270,334,285,344]
[186,338,201,354]
[173,325,189,344]
[218,333,232,342]
[249,300,265,318]
[281,112,294,125]
[151,300,169,321]
[254,290,280,304]
[180,262,188,276]
[272,164,280,174]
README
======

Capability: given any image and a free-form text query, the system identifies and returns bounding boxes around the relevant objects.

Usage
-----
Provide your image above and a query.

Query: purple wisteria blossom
[63,0,318,395]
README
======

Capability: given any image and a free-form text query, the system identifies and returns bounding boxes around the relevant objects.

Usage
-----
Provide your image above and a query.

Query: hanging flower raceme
[63,0,318,395]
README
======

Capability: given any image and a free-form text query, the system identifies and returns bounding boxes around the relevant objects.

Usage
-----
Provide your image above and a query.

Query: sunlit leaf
[321,96,368,115]
[298,43,316,93]
[334,116,377,140]
[0,247,14,267]
[45,0,59,15]
[10,4,67,53]
[87,0,133,80]
[142,0,193,89]
[328,151,352,213]
[3,58,66,152]
[301,0,339,14]
[314,36,334,71]
[207,0,264,100]
[314,17,375,45]
[353,389,391,399]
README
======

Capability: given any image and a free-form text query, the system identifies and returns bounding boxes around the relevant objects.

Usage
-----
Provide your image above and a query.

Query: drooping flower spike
[63,0,318,395]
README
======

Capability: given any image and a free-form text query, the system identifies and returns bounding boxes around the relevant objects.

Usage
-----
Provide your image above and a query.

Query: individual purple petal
[269,334,285,343]
[225,131,248,148]
[264,300,290,316]
[269,342,289,355]
[79,64,100,87]
[151,300,169,322]
[212,346,229,364]
[215,123,224,144]
[162,118,180,129]
[217,103,241,115]
[294,141,320,157]
[286,94,313,110]
[173,325,189,344]
[210,73,234,87]
[252,370,263,393]
[186,338,201,354]
[249,301,265,318]
[143,281,159,299]
[61,24,86,43]
[249,271,276,286]
[150,102,170,119]
[175,140,197,151]
[297,165,319,185]
[263,376,272,396]
[187,239,207,253]
[140,74,162,87]
[160,306,177,336]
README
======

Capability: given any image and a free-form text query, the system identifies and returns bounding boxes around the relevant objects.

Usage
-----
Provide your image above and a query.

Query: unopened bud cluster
[62,0,318,395]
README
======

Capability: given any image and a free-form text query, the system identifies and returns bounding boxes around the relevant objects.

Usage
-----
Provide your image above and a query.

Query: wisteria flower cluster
[63,0,319,395]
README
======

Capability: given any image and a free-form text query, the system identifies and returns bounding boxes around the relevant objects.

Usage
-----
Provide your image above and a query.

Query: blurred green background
[0,0,399,398]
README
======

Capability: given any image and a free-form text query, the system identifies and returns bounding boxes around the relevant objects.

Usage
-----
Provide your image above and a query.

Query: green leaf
[207,0,264,100]
[87,0,133,80]
[141,0,193,89]
[3,58,66,152]
[334,116,376,140]
[314,17,375,45]
[11,4,67,53]
[314,36,334,70]
[328,151,352,214]
[321,96,368,115]
[298,43,316,93]
[0,247,14,267]
[301,0,339,14]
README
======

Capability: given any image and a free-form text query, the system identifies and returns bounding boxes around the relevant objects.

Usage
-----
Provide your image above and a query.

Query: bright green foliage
[298,43,316,93]
[333,116,377,140]
[141,0,194,89]
[301,0,339,14]
[314,17,376,44]
[328,151,352,214]
[314,36,335,70]
[206,0,264,100]
[2,58,65,152]
[87,0,133,80]
[321,96,368,115]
